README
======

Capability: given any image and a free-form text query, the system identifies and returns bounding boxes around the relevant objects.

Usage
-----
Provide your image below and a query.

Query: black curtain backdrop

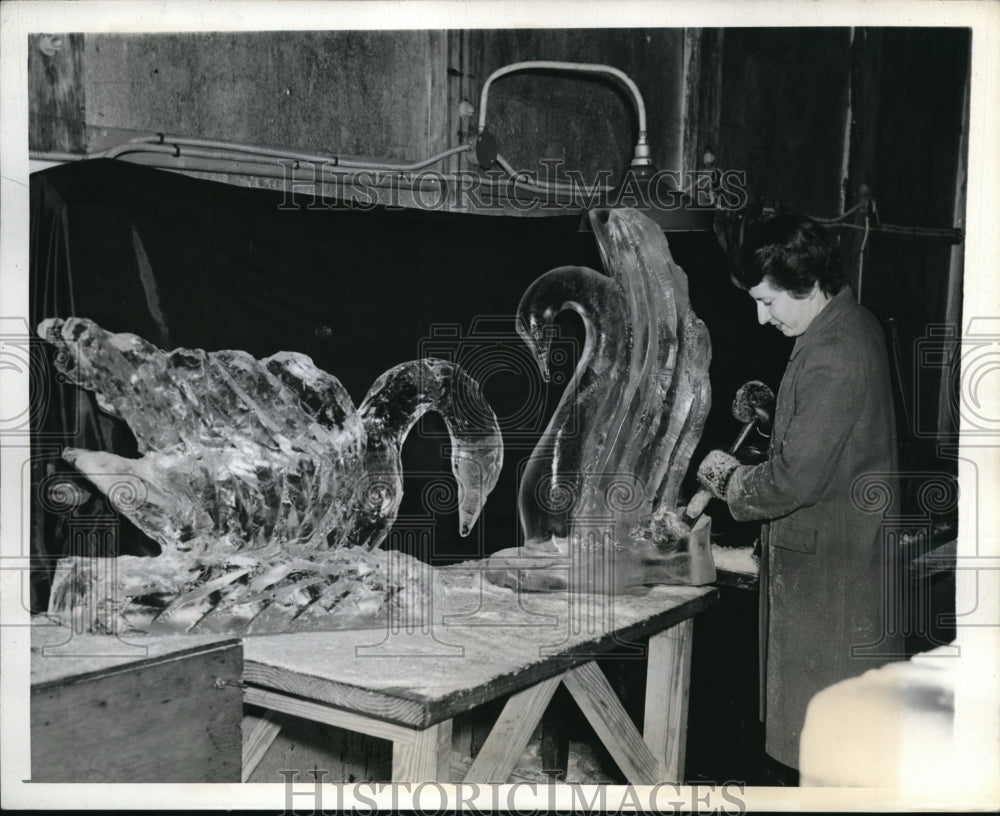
[28,159,787,611]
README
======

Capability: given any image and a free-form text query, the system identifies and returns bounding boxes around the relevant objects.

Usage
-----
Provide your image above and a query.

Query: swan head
[451,445,503,536]
[514,313,553,382]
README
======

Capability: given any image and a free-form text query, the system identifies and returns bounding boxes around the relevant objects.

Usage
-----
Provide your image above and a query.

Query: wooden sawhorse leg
[643,617,694,781]
[242,686,453,783]
[463,617,695,785]
[242,707,284,781]
[390,720,453,781]
[463,673,564,782]
[561,617,693,784]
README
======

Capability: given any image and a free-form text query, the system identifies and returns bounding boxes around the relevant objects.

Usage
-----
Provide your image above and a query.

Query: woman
[695,213,904,778]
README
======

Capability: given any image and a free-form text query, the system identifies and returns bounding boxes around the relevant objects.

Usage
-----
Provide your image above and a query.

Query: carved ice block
[37,317,503,634]
[488,207,715,592]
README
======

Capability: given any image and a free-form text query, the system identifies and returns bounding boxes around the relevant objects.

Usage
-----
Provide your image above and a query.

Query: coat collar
[789,286,857,360]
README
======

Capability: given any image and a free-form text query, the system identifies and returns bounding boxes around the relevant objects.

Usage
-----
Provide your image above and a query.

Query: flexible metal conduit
[30,139,612,200]
[32,135,473,173]
[477,60,649,146]
[493,153,614,195]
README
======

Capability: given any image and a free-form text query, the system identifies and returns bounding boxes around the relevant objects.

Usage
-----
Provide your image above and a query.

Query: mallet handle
[680,417,758,528]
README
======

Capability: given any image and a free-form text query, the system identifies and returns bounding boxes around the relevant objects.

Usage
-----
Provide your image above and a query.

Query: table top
[242,566,717,728]
[28,567,716,728]
[711,544,759,590]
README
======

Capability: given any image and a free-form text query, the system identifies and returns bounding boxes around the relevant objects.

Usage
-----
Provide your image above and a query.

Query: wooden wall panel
[681,28,724,181]
[855,28,970,441]
[82,31,450,160]
[715,28,853,216]
[28,33,86,153]
[869,28,970,230]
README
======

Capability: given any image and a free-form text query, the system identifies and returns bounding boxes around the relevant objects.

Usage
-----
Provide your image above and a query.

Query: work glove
[696,449,741,500]
[732,380,774,435]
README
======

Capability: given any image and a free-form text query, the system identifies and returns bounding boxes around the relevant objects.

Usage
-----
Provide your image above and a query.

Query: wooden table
[241,567,717,784]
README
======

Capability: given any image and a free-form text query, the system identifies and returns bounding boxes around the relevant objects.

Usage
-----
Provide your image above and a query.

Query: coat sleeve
[725,337,865,522]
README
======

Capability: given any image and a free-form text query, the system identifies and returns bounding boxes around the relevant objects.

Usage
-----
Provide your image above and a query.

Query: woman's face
[747,278,826,337]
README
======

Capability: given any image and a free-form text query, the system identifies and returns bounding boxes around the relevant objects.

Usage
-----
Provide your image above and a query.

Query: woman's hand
[696,449,741,500]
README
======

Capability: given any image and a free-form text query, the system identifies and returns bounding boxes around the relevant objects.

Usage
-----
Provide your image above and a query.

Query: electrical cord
[809,198,869,224]
[759,201,963,244]
[857,213,871,302]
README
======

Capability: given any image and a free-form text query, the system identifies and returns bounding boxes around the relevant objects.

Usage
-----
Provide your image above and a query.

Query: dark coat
[726,287,904,768]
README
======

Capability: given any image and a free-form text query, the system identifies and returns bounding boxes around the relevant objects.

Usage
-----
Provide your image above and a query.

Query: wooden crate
[31,631,243,782]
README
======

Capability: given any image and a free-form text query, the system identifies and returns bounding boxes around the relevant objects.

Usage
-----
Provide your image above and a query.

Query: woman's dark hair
[733,213,845,298]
